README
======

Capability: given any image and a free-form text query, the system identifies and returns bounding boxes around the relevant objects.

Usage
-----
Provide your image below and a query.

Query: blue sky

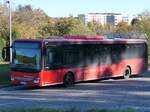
[1,0,150,17]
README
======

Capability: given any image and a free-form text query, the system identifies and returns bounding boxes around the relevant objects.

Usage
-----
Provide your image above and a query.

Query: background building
[78,13,135,26]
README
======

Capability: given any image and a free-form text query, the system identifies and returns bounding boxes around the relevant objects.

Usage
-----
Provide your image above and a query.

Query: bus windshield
[12,42,41,72]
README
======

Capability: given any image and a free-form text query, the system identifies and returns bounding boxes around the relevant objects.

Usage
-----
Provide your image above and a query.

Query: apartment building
[78,13,135,26]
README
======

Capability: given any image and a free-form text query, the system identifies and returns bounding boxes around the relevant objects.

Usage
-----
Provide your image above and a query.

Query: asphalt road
[0,70,150,112]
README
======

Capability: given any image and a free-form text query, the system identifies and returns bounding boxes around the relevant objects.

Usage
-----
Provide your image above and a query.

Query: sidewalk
[0,84,11,89]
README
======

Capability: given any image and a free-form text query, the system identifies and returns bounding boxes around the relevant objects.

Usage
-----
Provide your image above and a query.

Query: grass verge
[0,108,134,112]
[0,64,10,85]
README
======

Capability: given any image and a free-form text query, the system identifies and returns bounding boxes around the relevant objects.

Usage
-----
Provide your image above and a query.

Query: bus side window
[141,44,147,58]
[85,45,100,66]
[77,45,84,67]
[111,45,122,64]
[126,44,137,58]
[63,50,77,67]
[125,45,131,59]
[100,46,111,65]
[45,48,62,69]
[136,44,147,58]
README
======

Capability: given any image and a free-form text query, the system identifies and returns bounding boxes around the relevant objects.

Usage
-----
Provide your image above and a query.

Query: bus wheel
[63,73,74,87]
[123,66,131,79]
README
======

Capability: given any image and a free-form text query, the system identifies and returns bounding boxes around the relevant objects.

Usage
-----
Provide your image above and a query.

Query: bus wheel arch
[63,72,75,87]
[123,65,132,79]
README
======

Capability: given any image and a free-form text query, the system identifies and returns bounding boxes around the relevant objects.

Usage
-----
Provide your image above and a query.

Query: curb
[0,84,11,89]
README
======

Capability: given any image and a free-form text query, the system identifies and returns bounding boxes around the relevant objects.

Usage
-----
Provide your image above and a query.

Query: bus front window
[12,42,41,72]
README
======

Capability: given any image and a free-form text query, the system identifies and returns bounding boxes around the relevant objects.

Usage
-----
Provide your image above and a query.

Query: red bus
[10,34,148,87]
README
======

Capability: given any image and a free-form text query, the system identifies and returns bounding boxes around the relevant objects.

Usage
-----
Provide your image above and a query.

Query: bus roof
[14,33,148,44]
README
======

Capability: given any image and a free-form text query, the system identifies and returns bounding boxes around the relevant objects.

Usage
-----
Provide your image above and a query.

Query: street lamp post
[6,0,12,63]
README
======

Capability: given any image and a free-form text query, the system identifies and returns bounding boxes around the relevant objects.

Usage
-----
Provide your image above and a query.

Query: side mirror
[2,47,10,61]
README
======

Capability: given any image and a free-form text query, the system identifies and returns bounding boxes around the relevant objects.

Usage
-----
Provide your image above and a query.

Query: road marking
[0,101,24,106]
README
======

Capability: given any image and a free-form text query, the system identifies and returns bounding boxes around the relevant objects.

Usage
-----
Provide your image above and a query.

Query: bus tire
[123,66,131,79]
[63,73,74,87]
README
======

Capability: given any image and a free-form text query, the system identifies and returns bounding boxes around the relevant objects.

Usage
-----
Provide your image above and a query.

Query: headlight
[11,77,14,81]
[34,78,39,84]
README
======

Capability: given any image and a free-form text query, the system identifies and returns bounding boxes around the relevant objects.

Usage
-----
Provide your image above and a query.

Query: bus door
[99,45,112,78]
[44,47,62,85]
[62,46,84,82]
[84,45,100,80]
[111,45,124,76]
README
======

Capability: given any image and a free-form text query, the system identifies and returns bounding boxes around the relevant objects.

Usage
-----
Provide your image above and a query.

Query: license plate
[20,82,27,85]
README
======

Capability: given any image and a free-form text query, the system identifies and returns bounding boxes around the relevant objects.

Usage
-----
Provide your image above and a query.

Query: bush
[0,38,6,62]
[0,64,10,84]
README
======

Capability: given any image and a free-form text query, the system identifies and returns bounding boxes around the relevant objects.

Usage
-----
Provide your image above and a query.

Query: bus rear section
[10,35,148,87]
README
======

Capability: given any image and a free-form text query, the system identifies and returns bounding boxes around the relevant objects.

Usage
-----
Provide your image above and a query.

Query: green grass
[0,108,134,112]
[0,64,11,85]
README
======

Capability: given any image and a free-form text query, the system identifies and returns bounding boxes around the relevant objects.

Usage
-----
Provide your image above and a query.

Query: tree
[55,17,75,35]
[131,18,140,26]
[87,21,102,35]
[114,21,130,33]
[69,19,94,35]
[40,18,58,37]
[131,10,150,38]
[13,5,50,38]
[0,4,9,40]
[54,17,95,36]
